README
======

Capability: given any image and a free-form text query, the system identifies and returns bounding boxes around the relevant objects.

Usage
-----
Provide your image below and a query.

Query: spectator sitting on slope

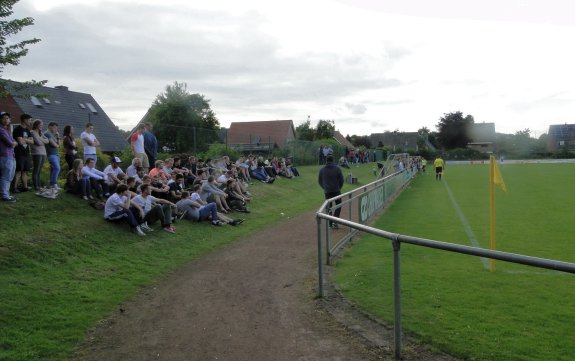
[104,184,146,236]
[131,184,177,234]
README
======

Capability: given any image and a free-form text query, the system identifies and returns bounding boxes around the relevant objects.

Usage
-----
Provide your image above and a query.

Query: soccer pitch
[335,162,575,361]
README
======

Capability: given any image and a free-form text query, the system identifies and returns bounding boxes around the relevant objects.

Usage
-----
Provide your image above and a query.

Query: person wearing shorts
[131,123,149,172]
[12,114,34,192]
[434,156,445,180]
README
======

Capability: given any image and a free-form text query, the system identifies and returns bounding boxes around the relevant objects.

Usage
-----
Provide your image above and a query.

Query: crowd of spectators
[2,116,303,236]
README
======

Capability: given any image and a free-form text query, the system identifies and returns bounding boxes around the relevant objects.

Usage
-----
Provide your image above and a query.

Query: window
[85,102,98,114]
[30,96,42,107]
[79,103,86,109]
[43,98,51,104]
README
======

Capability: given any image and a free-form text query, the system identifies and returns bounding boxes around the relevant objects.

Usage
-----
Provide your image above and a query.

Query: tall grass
[335,163,575,360]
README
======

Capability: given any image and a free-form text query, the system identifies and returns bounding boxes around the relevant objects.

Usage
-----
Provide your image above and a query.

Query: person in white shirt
[130,124,149,172]
[126,157,141,178]
[104,184,146,236]
[80,122,100,162]
[131,183,177,233]
[81,157,110,199]
[103,156,125,192]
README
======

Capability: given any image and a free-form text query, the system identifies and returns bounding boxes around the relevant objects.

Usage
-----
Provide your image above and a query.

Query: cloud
[7,1,405,130]
[345,103,367,114]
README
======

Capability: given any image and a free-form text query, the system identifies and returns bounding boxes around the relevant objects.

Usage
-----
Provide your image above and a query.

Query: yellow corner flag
[492,156,507,192]
[489,155,506,272]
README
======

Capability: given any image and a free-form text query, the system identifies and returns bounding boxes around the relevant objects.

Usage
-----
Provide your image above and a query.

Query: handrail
[315,176,575,360]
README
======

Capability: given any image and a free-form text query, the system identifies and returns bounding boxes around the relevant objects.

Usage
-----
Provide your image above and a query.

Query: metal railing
[316,174,575,360]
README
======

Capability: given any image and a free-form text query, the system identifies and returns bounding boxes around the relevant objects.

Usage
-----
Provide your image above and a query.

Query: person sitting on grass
[177,189,242,226]
[201,175,232,213]
[168,173,186,202]
[249,156,274,183]
[235,155,251,183]
[126,157,141,178]
[104,184,146,236]
[65,158,90,199]
[81,157,110,199]
[339,156,351,169]
[103,156,125,194]
[149,160,168,182]
[132,184,177,233]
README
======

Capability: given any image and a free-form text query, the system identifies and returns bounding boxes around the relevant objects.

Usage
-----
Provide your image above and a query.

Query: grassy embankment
[0,163,376,361]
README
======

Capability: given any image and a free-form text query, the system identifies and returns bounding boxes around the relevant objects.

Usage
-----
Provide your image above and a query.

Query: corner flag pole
[489,155,507,272]
[489,155,496,272]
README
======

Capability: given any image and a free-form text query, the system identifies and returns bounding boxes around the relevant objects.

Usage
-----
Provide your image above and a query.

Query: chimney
[55,85,68,91]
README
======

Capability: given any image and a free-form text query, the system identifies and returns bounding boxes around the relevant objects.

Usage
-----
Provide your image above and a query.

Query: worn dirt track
[72,210,455,361]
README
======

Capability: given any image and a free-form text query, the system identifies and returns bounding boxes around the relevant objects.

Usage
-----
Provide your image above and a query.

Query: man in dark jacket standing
[318,153,344,229]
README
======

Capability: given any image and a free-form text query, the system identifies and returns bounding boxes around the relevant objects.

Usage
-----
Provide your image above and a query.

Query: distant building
[369,131,421,152]
[547,124,575,152]
[467,122,496,153]
[0,80,127,152]
[226,120,296,152]
[333,130,354,149]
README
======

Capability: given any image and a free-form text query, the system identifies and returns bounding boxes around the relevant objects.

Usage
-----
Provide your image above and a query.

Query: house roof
[333,130,354,149]
[370,131,420,149]
[226,120,296,148]
[0,80,127,152]
[468,122,496,143]
[548,124,575,139]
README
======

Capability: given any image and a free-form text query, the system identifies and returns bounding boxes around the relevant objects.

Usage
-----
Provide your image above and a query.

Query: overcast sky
[5,0,575,137]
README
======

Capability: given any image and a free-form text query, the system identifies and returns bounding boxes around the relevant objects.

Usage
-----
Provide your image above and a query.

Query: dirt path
[72,211,455,361]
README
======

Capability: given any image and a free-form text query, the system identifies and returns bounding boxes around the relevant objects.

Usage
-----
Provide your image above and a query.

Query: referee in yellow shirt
[434,156,444,180]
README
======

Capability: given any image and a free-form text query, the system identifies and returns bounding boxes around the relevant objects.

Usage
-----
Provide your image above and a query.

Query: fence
[316,171,575,360]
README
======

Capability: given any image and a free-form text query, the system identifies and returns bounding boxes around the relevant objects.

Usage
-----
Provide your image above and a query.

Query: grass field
[335,162,575,361]
[0,163,377,361]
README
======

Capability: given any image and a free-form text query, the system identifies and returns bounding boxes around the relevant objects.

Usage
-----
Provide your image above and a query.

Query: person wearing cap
[318,153,344,229]
[44,121,61,198]
[103,156,125,194]
[0,112,18,202]
[12,114,34,193]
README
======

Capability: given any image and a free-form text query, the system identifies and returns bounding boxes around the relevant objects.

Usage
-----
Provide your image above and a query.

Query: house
[369,131,421,152]
[0,80,127,152]
[226,120,296,152]
[547,124,575,152]
[467,122,496,153]
[333,130,354,149]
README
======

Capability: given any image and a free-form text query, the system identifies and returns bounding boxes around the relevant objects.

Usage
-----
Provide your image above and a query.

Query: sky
[4,0,575,138]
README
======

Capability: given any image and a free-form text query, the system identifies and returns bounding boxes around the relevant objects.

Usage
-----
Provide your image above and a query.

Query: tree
[417,126,430,137]
[348,134,371,148]
[147,81,220,153]
[436,111,474,149]
[295,119,315,141]
[315,119,335,140]
[0,0,44,96]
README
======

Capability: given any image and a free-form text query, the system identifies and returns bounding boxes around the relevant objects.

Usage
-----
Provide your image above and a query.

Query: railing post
[317,215,324,298]
[392,235,402,360]
[326,217,331,265]
[348,193,352,231]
